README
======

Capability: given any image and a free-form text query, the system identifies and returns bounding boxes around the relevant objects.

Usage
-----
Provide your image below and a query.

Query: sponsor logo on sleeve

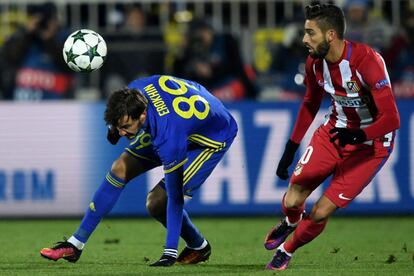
[375,79,389,89]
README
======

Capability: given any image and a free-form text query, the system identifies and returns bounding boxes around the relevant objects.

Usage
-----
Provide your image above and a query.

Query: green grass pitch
[0,217,413,275]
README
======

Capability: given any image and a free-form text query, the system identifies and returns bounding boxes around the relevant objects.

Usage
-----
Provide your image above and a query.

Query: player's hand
[276,139,300,180]
[329,127,366,147]
[107,126,121,145]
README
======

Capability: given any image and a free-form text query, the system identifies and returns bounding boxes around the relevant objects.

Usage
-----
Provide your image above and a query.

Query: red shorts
[290,124,393,208]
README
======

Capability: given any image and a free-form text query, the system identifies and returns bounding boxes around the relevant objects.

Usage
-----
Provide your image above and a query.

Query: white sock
[188,239,207,250]
[68,236,85,250]
[278,243,292,257]
[285,213,303,227]
[163,248,178,258]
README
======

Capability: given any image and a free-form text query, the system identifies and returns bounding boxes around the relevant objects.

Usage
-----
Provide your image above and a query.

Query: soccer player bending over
[264,3,400,271]
[40,75,238,266]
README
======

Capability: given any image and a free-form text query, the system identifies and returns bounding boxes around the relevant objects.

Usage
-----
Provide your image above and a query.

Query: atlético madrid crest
[346,80,360,93]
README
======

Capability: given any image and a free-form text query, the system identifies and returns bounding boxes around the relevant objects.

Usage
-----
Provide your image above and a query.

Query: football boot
[40,239,82,263]
[177,241,211,264]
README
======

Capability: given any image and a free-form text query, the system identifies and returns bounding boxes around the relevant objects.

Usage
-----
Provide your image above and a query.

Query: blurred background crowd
[0,0,413,102]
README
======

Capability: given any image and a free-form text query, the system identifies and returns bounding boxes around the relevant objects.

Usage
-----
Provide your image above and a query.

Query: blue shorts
[125,130,235,197]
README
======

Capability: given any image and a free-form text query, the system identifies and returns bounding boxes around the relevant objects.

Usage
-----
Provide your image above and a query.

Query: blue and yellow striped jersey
[128,75,238,172]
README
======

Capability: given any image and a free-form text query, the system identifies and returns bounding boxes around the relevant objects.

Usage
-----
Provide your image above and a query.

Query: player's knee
[284,192,306,209]
[110,158,127,180]
[146,192,166,218]
[284,197,304,209]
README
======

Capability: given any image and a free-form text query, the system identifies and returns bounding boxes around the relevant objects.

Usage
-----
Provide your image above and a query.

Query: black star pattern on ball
[65,48,79,64]
[71,30,87,42]
[80,44,100,68]
[87,44,99,62]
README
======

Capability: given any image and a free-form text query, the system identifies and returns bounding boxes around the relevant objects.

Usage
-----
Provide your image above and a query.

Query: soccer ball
[63,29,107,72]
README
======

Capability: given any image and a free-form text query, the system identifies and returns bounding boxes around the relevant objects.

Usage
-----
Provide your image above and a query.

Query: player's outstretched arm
[276,58,321,181]
[151,165,185,267]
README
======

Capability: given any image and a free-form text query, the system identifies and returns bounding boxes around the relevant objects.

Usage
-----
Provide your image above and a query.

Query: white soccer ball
[63,29,107,72]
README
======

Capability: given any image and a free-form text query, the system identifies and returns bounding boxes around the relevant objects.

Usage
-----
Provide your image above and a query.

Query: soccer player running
[40,75,238,266]
[264,3,400,271]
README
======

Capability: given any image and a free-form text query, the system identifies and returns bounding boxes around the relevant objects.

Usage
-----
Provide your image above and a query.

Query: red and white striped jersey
[290,40,400,148]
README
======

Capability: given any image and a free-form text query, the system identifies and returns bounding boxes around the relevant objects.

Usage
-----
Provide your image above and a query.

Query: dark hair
[104,88,148,127]
[305,3,346,39]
